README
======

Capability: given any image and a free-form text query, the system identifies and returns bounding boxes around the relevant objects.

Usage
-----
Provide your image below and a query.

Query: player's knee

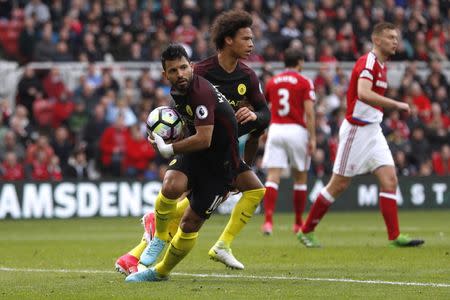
[162,178,185,199]
[179,214,203,233]
[330,180,350,196]
[380,174,398,192]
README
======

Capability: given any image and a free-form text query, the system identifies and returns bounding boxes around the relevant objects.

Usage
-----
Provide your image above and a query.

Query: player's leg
[154,206,205,278]
[262,168,283,235]
[115,212,156,275]
[208,167,265,269]
[291,169,308,234]
[115,197,188,275]
[374,166,424,247]
[126,205,205,282]
[140,169,188,266]
[287,125,311,233]
[260,124,288,234]
[298,173,351,247]
[126,175,228,282]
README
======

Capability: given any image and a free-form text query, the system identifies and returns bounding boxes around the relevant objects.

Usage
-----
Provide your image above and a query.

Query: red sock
[379,191,400,240]
[302,191,333,233]
[264,182,278,224]
[293,184,307,226]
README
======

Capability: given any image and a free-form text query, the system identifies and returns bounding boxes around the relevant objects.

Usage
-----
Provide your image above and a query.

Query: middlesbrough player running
[126,44,240,282]
[261,48,316,235]
[116,10,269,273]
[297,22,424,248]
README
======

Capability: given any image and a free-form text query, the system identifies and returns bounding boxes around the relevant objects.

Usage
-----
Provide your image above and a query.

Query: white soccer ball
[146,106,183,141]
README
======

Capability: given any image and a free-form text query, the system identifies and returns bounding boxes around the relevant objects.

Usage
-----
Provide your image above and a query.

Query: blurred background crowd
[0,0,448,181]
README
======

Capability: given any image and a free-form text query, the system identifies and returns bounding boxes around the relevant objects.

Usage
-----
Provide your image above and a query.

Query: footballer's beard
[175,77,190,93]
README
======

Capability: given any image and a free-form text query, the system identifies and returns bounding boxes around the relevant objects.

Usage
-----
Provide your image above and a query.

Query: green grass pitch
[0,211,449,299]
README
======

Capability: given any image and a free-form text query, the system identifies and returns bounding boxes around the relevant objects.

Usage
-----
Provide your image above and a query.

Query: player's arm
[358,78,410,112]
[172,125,213,153]
[304,100,316,155]
[150,124,214,158]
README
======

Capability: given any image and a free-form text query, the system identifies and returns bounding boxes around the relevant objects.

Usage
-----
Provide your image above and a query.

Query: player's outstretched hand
[396,102,410,114]
[148,134,174,159]
[235,106,257,124]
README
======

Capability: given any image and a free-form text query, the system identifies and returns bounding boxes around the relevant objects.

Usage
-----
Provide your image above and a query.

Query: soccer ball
[146,106,183,141]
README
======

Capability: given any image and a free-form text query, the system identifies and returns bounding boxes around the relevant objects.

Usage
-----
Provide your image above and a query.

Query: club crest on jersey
[185,105,193,116]
[237,83,247,95]
[375,80,387,88]
[195,105,208,119]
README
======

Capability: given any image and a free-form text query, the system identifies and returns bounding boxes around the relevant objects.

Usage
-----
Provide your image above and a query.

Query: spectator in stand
[54,41,74,61]
[106,98,137,127]
[85,64,102,89]
[51,126,73,171]
[80,32,102,61]
[410,82,432,122]
[433,86,449,116]
[18,17,37,63]
[27,149,50,180]
[9,105,33,145]
[95,70,120,97]
[43,67,70,102]
[82,103,108,165]
[123,124,156,178]
[0,152,25,181]
[48,155,63,180]
[34,22,57,62]
[25,0,50,26]
[99,114,129,177]
[67,100,89,138]
[409,127,431,170]
[16,67,43,121]
[64,148,89,179]
[394,150,416,176]
[432,144,450,176]
[0,130,26,162]
[309,148,330,178]
[26,134,54,165]
[172,14,198,46]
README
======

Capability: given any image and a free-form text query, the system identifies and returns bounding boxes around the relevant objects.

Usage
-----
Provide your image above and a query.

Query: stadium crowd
[0,0,448,181]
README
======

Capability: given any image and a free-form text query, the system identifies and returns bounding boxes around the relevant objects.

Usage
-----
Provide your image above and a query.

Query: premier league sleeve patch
[195,105,208,119]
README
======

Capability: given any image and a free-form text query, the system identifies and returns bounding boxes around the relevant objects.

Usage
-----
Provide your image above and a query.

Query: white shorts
[262,124,310,171]
[333,119,394,177]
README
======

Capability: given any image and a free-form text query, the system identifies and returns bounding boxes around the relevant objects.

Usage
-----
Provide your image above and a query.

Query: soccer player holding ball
[116,10,270,274]
[125,44,240,282]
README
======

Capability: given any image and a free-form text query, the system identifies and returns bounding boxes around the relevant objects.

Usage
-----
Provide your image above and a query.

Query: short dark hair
[284,48,304,67]
[161,44,190,70]
[372,22,397,36]
[211,10,253,50]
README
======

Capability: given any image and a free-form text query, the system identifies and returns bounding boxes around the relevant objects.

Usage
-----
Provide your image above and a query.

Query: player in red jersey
[261,48,316,235]
[297,22,424,248]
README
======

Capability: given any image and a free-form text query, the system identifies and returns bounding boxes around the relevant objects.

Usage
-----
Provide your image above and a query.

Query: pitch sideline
[0,267,449,288]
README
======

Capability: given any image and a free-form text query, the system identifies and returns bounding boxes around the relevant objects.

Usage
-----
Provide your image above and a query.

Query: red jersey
[346,51,387,125]
[265,70,316,127]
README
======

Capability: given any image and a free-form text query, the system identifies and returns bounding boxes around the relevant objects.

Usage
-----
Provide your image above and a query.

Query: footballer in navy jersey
[195,55,270,139]
[170,74,240,183]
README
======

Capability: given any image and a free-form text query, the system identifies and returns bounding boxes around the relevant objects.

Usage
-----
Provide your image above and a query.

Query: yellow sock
[167,197,189,241]
[154,191,178,241]
[155,227,198,276]
[128,234,147,258]
[218,188,265,247]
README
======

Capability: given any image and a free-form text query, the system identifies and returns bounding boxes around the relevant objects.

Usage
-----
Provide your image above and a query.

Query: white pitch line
[0,267,449,288]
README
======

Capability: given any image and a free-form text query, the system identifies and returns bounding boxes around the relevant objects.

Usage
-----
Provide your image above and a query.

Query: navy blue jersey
[171,74,240,174]
[194,55,270,136]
